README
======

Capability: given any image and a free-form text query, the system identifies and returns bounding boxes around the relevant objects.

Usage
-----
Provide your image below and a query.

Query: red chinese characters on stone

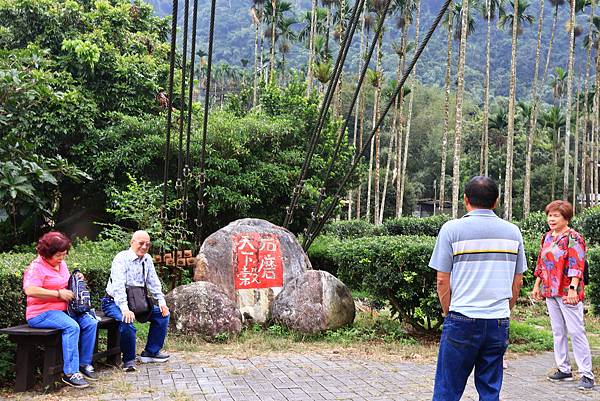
[233,233,283,289]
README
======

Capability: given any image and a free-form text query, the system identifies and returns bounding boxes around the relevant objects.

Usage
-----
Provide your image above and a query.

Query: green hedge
[0,239,126,385]
[383,215,451,237]
[322,220,388,239]
[308,234,548,332]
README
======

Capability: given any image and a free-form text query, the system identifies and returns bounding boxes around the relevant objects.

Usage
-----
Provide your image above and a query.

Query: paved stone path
[3,351,599,400]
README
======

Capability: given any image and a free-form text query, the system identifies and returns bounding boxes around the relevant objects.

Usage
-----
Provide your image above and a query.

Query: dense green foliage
[0,0,357,250]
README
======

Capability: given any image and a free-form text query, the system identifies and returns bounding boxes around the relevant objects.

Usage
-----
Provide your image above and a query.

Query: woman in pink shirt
[23,231,98,388]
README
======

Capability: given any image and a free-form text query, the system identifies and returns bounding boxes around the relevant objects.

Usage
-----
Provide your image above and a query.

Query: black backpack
[67,269,92,315]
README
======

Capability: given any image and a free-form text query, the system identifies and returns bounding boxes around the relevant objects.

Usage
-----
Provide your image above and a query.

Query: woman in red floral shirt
[531,200,594,391]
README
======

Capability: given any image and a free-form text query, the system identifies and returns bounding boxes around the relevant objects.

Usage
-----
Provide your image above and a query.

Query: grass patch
[162,309,437,362]
[509,320,553,352]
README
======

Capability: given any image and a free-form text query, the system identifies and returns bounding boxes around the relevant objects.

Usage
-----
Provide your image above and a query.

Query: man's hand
[122,310,135,324]
[160,305,169,317]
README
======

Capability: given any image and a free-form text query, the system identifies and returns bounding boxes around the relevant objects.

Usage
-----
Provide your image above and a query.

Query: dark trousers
[432,312,510,401]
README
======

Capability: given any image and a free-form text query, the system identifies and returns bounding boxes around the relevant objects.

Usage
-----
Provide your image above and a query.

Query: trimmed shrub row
[307,234,600,331]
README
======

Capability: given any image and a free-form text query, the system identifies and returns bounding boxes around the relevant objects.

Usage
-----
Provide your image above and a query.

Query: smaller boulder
[271,270,355,334]
[165,281,242,341]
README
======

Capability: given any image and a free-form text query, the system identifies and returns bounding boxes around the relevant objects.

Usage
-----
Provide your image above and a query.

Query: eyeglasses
[134,241,151,247]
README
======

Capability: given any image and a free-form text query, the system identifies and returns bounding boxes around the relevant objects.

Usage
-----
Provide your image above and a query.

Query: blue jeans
[432,312,510,401]
[101,297,169,364]
[27,310,98,375]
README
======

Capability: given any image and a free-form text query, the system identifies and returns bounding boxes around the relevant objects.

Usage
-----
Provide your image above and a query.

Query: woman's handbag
[125,262,153,323]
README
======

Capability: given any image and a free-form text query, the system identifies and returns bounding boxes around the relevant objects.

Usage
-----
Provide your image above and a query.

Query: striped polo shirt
[429,209,527,319]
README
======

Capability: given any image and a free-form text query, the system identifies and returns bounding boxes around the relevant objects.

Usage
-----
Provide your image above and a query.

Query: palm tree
[541,105,567,199]
[394,0,415,217]
[313,59,333,93]
[307,0,318,93]
[452,0,472,218]
[562,0,577,200]
[439,5,455,213]
[398,0,421,217]
[250,0,265,107]
[366,67,383,222]
[541,0,567,98]
[550,67,567,106]
[523,0,546,217]
[480,0,506,177]
[499,0,534,219]
[582,4,597,207]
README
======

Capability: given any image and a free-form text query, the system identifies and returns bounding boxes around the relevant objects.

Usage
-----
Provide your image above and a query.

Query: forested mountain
[145,0,589,104]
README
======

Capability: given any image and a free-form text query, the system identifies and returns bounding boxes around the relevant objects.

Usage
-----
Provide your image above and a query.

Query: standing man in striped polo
[430,176,526,401]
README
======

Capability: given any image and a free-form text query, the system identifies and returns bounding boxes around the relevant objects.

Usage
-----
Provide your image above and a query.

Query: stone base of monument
[271,270,355,334]
[165,281,242,341]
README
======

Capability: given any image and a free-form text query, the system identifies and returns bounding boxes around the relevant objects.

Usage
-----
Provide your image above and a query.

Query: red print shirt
[534,229,585,302]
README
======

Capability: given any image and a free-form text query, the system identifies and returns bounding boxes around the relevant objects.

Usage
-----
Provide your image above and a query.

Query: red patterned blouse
[534,229,586,302]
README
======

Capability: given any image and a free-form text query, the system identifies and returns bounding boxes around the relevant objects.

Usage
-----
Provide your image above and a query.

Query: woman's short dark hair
[36,231,71,259]
[545,200,574,222]
[464,176,499,209]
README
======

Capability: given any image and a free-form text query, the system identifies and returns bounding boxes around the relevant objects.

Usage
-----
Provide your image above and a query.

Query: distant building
[413,199,453,218]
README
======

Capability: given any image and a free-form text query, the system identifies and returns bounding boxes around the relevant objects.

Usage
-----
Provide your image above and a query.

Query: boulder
[165,281,242,340]
[271,270,355,334]
[194,218,310,323]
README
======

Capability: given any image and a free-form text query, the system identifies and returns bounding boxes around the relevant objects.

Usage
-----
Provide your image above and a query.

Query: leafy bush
[573,206,600,246]
[585,246,600,312]
[383,215,451,237]
[310,232,544,333]
[322,220,388,240]
[517,211,548,241]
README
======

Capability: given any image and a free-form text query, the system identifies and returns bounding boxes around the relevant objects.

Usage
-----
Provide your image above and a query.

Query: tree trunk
[269,0,277,83]
[395,23,409,218]
[373,30,383,225]
[253,12,260,107]
[562,0,576,200]
[379,134,396,224]
[336,0,346,118]
[541,4,560,95]
[452,0,470,218]
[399,0,421,217]
[523,0,544,217]
[481,0,492,176]
[593,40,600,205]
[355,0,367,219]
[503,0,519,220]
[582,0,595,208]
[307,0,317,94]
[440,8,453,213]
[573,64,582,212]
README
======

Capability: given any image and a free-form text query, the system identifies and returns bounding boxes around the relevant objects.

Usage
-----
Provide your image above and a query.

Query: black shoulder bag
[125,262,153,323]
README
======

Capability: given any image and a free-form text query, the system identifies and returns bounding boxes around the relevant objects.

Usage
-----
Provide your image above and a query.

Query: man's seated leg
[432,314,482,401]
[473,318,510,401]
[140,305,170,363]
[101,297,137,371]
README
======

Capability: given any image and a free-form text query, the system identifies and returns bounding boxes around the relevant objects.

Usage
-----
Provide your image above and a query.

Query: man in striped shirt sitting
[429,176,526,401]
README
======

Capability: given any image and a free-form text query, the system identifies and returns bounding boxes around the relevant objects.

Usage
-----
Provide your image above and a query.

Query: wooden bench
[0,312,121,392]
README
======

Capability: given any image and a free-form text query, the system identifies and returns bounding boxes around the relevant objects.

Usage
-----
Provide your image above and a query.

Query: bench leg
[43,341,62,390]
[14,343,35,392]
[106,324,121,366]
